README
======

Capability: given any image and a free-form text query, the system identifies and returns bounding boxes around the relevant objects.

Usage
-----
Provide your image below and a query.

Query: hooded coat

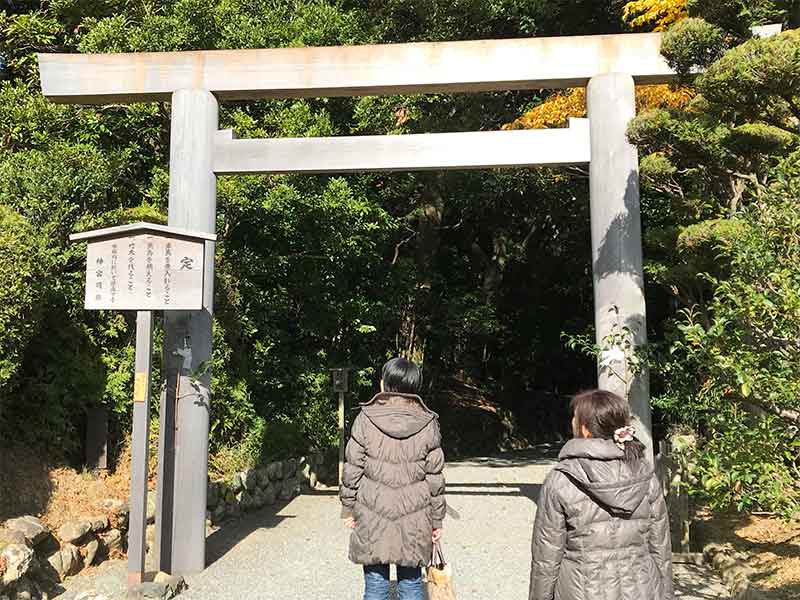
[340,392,446,568]
[529,438,673,600]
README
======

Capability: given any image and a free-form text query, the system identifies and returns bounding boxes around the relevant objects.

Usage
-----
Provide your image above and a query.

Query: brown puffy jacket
[340,392,446,567]
[530,438,673,600]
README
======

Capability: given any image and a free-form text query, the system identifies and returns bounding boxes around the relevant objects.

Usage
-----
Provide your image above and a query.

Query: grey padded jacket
[340,392,446,567]
[529,438,674,600]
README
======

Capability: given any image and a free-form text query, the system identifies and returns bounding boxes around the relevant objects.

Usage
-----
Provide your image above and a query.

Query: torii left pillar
[155,89,218,574]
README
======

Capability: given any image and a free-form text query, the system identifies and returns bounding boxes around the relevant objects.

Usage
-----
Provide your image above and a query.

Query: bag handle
[429,541,447,568]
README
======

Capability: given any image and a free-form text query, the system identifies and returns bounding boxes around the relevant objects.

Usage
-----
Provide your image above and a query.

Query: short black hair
[381,357,422,394]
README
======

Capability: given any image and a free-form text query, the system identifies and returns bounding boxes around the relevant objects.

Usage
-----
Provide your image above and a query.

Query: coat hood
[555,438,653,518]
[360,392,437,439]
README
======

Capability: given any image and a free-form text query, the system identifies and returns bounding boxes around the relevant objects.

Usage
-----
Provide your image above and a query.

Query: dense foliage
[629,5,800,514]
[0,0,618,463]
[0,0,798,516]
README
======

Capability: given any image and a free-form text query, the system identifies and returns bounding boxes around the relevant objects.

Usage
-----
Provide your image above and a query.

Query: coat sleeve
[424,419,447,529]
[339,412,368,519]
[648,474,675,599]
[529,470,567,600]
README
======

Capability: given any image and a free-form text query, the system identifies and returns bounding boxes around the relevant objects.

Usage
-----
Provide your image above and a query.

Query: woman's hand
[344,517,357,529]
[432,528,443,543]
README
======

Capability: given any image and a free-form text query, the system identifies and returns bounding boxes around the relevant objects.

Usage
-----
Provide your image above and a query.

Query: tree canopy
[0,0,797,514]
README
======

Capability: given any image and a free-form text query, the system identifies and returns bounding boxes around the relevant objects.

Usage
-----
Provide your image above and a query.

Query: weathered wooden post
[331,368,350,485]
[586,73,653,457]
[70,222,215,588]
[129,309,154,587]
[659,438,692,554]
[156,89,219,575]
[85,406,109,472]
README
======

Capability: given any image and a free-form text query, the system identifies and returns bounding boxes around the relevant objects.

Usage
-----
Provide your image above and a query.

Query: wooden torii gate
[39,31,681,575]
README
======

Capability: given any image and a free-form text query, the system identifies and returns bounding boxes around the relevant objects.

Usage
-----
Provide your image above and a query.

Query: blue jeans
[363,564,423,600]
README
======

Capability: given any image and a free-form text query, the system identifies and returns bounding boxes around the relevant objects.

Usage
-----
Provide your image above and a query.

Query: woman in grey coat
[340,358,446,600]
[530,389,673,600]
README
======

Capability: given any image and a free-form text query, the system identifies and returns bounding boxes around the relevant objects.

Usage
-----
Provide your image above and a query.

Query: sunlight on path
[178,448,728,600]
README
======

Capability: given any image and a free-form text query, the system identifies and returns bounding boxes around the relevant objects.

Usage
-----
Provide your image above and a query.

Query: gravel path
[57,447,730,599]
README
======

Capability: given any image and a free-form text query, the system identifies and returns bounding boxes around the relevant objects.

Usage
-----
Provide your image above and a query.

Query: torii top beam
[38,32,676,104]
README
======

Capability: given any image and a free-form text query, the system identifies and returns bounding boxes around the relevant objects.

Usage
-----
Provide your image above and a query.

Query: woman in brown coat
[340,357,446,600]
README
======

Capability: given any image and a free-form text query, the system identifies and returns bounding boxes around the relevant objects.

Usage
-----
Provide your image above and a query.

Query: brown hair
[570,389,645,466]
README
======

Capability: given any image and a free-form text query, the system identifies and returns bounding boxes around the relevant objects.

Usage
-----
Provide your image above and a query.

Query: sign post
[128,310,153,586]
[331,368,351,485]
[70,222,216,588]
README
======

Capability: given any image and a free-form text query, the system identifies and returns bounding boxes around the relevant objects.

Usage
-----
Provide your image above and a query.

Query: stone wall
[0,499,129,600]
[0,451,337,600]
[206,452,334,524]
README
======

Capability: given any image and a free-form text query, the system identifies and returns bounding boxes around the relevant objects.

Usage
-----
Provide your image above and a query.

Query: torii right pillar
[587,73,653,457]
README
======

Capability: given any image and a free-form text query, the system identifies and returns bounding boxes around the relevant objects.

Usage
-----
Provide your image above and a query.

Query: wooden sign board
[84,233,204,310]
[71,223,215,311]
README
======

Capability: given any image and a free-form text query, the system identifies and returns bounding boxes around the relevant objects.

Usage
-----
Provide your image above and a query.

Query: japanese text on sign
[84,234,204,310]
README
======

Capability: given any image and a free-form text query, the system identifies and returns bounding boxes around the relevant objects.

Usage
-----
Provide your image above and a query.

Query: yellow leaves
[622,0,688,32]
[394,107,411,126]
[500,0,694,133]
[503,85,695,130]
[636,84,695,111]
[502,88,586,130]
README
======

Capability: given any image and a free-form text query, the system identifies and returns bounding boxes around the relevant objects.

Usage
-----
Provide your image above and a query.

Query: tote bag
[425,542,457,600]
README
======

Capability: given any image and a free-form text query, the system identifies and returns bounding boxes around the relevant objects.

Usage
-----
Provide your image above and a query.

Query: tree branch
[434,218,464,231]
[521,222,538,252]
[783,95,800,123]
[740,398,800,424]
[391,232,418,265]
[726,169,760,214]
[765,115,800,136]
[566,166,590,179]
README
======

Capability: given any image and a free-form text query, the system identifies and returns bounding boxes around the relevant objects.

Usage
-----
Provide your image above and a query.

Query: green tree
[629,6,800,513]
[0,206,48,408]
